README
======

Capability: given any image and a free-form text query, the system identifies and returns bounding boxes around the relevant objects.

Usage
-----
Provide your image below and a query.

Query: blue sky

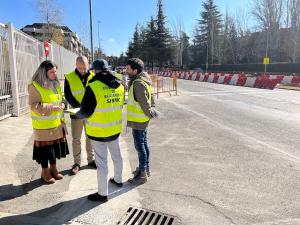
[0,0,252,56]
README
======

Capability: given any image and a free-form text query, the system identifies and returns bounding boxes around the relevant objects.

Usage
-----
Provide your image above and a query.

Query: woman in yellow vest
[28,60,69,184]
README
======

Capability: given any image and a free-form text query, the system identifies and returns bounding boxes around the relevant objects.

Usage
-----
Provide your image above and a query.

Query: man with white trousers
[75,59,124,202]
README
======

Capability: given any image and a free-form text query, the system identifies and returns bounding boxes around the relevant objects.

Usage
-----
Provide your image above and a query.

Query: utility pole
[97,20,101,58]
[206,39,209,72]
[206,8,211,72]
[264,28,269,73]
[89,0,94,62]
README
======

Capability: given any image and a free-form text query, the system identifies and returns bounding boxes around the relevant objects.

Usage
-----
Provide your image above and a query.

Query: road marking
[164,98,300,164]
[188,91,300,105]
[183,90,264,94]
[190,91,276,97]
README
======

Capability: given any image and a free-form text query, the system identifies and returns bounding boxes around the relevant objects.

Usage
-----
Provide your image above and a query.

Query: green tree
[194,0,222,67]
[181,32,191,67]
[143,17,158,68]
[222,13,239,64]
[155,0,175,67]
[126,24,142,58]
[126,0,175,68]
[116,52,127,66]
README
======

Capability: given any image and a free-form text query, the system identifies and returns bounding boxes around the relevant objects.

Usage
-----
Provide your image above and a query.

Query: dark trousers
[132,129,150,171]
[41,157,56,168]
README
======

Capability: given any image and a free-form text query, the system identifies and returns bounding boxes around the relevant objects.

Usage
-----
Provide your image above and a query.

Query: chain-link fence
[0,23,78,119]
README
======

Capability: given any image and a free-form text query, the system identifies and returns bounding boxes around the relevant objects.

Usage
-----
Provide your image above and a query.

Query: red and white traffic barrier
[154,70,300,90]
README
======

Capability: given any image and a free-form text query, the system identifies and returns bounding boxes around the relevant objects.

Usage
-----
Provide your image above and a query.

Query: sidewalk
[0,115,142,225]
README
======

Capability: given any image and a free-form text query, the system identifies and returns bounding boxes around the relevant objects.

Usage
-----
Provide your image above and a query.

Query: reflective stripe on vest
[31,114,62,121]
[127,111,148,118]
[86,80,124,138]
[127,79,152,123]
[31,81,64,129]
[94,105,123,113]
[86,119,122,128]
[65,71,94,104]
[71,90,85,96]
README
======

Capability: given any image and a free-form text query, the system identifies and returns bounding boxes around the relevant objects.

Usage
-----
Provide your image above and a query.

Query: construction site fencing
[0,22,12,120]
[0,23,78,119]
[52,42,78,80]
[149,74,177,98]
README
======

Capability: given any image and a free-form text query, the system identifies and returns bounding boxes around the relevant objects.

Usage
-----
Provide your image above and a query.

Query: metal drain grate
[117,207,175,225]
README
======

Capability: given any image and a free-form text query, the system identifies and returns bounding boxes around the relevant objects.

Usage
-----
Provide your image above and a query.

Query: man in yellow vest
[64,56,96,175]
[113,69,123,81]
[75,59,124,202]
[126,58,157,185]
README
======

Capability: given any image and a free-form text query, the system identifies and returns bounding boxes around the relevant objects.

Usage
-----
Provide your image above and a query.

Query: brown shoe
[41,168,55,184]
[128,170,147,185]
[70,163,80,175]
[133,166,150,177]
[50,164,63,180]
[146,167,151,177]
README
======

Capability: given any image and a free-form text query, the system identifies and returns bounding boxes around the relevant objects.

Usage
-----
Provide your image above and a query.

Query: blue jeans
[132,129,150,171]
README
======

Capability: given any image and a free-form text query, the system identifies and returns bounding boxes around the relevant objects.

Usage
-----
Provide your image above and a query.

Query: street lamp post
[97,20,101,58]
[89,0,94,62]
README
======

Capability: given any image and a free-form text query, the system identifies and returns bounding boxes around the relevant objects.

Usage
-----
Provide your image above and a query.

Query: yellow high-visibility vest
[86,81,124,138]
[65,71,94,104]
[31,81,64,129]
[114,72,123,80]
[127,79,152,123]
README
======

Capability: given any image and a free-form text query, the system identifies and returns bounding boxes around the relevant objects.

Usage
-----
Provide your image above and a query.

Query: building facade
[21,23,90,59]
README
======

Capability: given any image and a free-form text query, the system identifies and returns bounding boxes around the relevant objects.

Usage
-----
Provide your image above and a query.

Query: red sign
[44,40,50,57]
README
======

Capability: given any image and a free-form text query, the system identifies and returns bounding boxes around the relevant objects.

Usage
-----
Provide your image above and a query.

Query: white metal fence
[0,22,78,119]
[0,23,13,120]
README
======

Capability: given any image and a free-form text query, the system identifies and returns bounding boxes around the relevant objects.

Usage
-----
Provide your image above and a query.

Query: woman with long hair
[28,60,69,184]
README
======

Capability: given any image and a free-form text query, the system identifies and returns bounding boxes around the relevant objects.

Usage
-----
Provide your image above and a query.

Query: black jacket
[75,70,122,142]
[64,69,92,119]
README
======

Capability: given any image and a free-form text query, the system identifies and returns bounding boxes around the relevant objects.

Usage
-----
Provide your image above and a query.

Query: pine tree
[155,0,175,67]
[144,17,158,68]
[126,0,175,68]
[194,0,222,67]
[126,24,142,58]
[181,32,191,67]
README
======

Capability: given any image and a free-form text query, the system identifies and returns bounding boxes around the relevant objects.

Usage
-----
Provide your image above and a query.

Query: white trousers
[91,138,123,196]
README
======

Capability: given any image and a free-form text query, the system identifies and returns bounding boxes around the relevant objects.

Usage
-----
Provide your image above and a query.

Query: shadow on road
[0,182,136,225]
[0,164,116,201]
[0,178,44,201]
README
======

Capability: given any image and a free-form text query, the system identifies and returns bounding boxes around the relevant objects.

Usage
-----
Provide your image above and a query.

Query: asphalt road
[0,79,299,225]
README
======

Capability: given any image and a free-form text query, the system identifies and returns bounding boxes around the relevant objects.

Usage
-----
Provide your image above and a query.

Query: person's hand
[52,104,63,112]
[61,102,66,110]
[150,109,159,118]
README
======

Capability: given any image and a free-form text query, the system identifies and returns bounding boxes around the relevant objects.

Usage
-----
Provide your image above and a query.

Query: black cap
[91,59,109,71]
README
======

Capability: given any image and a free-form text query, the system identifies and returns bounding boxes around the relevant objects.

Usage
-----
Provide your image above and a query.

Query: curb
[275,84,300,91]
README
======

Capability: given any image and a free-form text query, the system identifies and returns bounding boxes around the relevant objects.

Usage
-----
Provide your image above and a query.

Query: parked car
[192,67,204,73]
